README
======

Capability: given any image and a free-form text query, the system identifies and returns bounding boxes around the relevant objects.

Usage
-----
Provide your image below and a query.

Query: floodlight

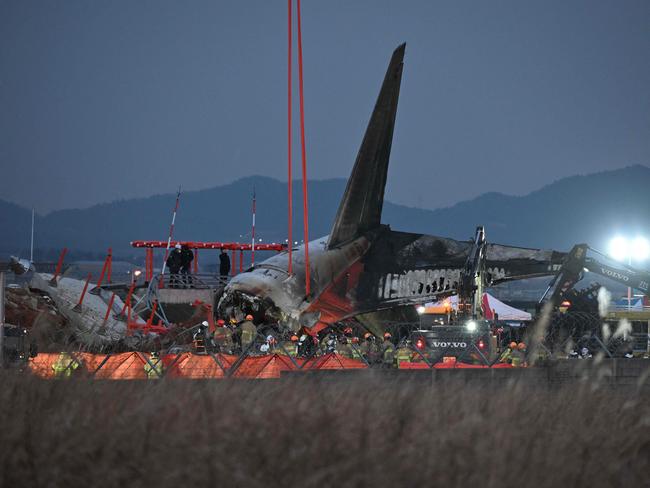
[416,305,425,315]
[609,236,629,262]
[465,320,477,332]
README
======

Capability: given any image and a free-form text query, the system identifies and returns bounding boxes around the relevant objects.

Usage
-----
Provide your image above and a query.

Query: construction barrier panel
[28,352,110,378]
[233,354,300,379]
[29,353,62,378]
[93,352,149,380]
[165,353,237,379]
[306,353,367,370]
[28,352,513,379]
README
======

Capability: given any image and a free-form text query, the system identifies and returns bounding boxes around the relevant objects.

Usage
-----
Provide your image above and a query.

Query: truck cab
[411,318,495,364]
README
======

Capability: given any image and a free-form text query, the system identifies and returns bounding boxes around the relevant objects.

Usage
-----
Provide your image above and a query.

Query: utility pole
[30,207,35,264]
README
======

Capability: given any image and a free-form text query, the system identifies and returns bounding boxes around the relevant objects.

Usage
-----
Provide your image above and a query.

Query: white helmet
[175,243,182,249]
[201,321,209,327]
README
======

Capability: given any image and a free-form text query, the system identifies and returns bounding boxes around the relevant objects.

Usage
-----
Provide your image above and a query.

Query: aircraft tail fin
[327,43,405,248]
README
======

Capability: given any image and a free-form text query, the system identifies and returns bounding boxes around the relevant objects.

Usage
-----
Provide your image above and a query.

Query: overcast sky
[1,0,649,214]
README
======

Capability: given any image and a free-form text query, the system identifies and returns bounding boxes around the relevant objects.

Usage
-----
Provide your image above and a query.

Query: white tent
[424,293,531,322]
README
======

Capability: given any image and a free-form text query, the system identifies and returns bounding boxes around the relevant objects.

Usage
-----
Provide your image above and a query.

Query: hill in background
[1,165,649,265]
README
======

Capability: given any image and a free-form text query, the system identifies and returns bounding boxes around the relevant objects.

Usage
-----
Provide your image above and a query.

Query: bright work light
[465,320,477,332]
[609,236,649,262]
[609,236,628,262]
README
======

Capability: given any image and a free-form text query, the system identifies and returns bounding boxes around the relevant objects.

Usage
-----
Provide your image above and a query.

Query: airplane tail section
[327,43,405,248]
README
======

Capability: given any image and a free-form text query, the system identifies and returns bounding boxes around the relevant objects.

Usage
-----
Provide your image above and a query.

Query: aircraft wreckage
[20,44,649,347]
[217,44,569,335]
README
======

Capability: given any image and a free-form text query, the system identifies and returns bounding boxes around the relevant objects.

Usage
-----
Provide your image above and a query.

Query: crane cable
[296,0,311,296]
[287,0,293,275]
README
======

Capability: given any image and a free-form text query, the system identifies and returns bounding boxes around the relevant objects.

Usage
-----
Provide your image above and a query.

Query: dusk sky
[1,0,648,214]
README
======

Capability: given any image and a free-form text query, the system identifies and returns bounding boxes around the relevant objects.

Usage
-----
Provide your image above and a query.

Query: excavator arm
[584,255,650,295]
[540,244,650,308]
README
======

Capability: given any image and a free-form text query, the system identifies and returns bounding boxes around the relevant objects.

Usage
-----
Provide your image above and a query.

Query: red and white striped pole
[251,188,256,267]
[160,187,182,283]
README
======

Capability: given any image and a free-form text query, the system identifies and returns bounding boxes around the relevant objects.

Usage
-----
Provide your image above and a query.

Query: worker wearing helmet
[297,332,318,358]
[277,334,299,357]
[337,336,353,358]
[317,328,333,355]
[395,340,413,369]
[214,319,234,354]
[260,334,277,354]
[498,341,518,364]
[381,332,396,367]
[360,332,379,363]
[237,314,257,354]
[52,352,79,378]
[192,321,210,354]
[349,336,363,361]
[511,342,527,367]
[144,351,163,379]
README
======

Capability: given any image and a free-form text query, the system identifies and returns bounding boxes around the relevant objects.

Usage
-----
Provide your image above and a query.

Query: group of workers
[166,245,232,288]
[166,243,194,288]
[190,314,258,356]
[189,320,418,368]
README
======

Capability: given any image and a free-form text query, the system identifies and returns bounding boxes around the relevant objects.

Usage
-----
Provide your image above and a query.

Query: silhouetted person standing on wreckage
[180,244,194,287]
[167,244,183,288]
[219,249,231,278]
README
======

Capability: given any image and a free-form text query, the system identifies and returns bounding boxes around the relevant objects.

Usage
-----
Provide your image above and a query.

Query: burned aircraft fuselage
[218,226,565,333]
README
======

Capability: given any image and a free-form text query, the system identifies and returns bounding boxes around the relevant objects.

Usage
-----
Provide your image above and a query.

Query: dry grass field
[0,371,648,488]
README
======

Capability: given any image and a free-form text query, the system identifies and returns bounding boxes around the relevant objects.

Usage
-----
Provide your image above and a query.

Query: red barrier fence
[28,352,514,380]
[28,352,370,380]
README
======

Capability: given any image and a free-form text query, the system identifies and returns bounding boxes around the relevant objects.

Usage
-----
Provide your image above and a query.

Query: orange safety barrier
[29,353,62,378]
[28,352,107,377]
[165,353,237,379]
[307,353,367,370]
[28,352,518,379]
[233,354,300,379]
[93,352,149,380]
[398,362,430,370]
